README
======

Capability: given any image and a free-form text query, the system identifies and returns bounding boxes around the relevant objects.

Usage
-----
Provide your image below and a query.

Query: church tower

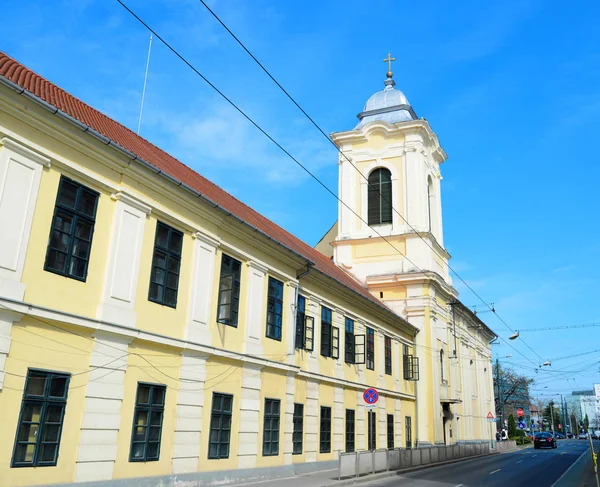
[330,56,450,311]
[326,56,495,448]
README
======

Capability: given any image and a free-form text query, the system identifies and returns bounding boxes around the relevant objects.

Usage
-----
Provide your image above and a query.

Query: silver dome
[355,78,417,129]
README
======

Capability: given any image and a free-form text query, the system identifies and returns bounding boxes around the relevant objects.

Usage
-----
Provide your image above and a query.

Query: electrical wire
[192,0,546,364]
[115,0,544,370]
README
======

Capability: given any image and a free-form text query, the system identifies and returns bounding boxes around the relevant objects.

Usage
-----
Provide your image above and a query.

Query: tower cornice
[331,119,448,164]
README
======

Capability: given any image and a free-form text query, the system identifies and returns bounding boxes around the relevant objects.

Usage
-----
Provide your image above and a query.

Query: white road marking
[516,460,523,464]
[489,469,501,475]
[532,454,537,457]
[454,484,464,487]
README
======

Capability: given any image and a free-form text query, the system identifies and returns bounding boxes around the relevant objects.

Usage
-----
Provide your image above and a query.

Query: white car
[578,432,588,440]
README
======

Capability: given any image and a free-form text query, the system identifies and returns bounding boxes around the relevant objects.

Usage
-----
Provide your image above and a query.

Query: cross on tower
[383,53,396,78]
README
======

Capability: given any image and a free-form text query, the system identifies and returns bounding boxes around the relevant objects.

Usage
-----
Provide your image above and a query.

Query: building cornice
[0,296,415,399]
[331,119,448,163]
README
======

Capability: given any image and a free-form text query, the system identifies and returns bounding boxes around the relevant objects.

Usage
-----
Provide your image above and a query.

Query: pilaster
[0,309,22,390]
[286,282,298,365]
[333,386,344,454]
[172,351,209,473]
[186,232,220,344]
[237,363,263,468]
[378,395,387,448]
[395,399,402,447]
[305,379,320,462]
[244,261,267,356]
[97,192,151,328]
[356,389,366,451]
[283,372,297,464]
[0,136,49,301]
[75,332,131,482]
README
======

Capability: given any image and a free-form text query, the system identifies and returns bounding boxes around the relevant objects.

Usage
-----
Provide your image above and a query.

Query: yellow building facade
[0,52,420,486]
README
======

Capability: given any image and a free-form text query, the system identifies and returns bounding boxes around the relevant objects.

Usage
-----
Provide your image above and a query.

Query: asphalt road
[365,440,595,487]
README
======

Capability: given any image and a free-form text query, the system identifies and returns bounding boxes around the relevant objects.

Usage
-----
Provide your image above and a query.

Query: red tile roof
[0,50,402,320]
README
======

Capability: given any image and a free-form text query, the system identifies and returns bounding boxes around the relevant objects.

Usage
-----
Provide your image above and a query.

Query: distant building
[567,386,600,430]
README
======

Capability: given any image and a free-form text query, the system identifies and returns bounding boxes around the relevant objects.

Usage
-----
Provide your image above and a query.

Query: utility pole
[550,400,555,435]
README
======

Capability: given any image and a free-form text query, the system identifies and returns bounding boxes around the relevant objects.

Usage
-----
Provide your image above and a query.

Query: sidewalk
[233,449,510,487]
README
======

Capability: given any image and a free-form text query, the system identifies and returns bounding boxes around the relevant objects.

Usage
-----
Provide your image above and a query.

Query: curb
[550,446,591,487]
[333,448,519,486]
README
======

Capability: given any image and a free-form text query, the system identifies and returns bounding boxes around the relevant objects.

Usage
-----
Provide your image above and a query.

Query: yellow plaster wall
[316,382,335,462]
[352,238,406,262]
[112,340,182,479]
[255,369,287,468]
[133,217,193,340]
[0,318,94,486]
[21,167,113,318]
[198,358,243,472]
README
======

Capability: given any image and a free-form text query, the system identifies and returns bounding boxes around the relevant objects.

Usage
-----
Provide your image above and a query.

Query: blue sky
[2,0,599,401]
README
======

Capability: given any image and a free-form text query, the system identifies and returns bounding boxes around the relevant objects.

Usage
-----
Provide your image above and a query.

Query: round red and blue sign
[363,388,379,404]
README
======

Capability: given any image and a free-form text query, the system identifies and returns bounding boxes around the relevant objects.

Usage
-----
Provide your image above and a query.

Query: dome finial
[383,52,396,88]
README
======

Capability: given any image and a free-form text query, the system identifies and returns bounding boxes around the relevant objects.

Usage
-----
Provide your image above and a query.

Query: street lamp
[509,331,519,340]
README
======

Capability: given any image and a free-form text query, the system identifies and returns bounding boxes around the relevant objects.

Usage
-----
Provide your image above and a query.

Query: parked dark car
[554,433,566,439]
[534,432,557,449]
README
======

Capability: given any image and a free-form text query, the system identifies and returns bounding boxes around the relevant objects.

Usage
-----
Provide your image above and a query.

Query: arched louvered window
[367,168,392,225]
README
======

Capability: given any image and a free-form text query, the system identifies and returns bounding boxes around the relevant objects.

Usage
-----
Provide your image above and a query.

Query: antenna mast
[137,33,153,135]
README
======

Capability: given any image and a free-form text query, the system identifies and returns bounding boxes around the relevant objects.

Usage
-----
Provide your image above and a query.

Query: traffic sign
[487,411,494,420]
[363,388,379,405]
[517,407,524,416]
[365,404,377,410]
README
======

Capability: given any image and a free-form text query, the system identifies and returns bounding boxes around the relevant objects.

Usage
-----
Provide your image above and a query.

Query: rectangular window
[332,326,339,359]
[262,398,280,456]
[345,318,355,364]
[355,334,365,364]
[368,411,376,450]
[293,403,303,454]
[385,336,392,375]
[366,327,375,370]
[320,306,333,357]
[295,295,306,349]
[304,315,315,352]
[217,254,241,327]
[209,393,233,459]
[266,277,284,340]
[387,414,394,449]
[44,176,99,281]
[12,369,70,467]
[403,346,420,381]
[405,416,412,449]
[130,383,166,462]
[148,222,183,308]
[320,406,331,453]
[345,409,355,452]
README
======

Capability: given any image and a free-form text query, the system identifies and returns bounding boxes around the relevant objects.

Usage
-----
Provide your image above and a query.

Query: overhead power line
[193,0,546,363]
[115,0,543,369]
[517,322,600,332]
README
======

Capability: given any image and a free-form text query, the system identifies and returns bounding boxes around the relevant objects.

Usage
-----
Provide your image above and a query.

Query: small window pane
[18,423,38,442]
[152,388,165,406]
[137,386,151,405]
[156,224,169,248]
[21,403,42,422]
[15,444,35,463]
[25,376,46,397]
[169,231,183,254]
[58,181,78,208]
[49,376,68,398]
[147,442,160,459]
[78,190,97,217]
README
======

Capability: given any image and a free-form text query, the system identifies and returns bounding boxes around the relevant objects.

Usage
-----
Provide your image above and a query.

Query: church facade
[0,49,494,487]
[318,65,497,446]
